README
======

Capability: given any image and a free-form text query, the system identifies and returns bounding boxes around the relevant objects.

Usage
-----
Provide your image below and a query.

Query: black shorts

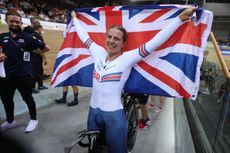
[133,93,149,105]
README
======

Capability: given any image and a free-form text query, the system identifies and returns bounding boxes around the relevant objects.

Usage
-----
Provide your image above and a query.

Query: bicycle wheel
[126,101,139,152]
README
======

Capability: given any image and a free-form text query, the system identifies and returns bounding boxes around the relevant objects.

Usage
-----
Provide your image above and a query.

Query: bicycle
[200,63,217,94]
[64,93,139,153]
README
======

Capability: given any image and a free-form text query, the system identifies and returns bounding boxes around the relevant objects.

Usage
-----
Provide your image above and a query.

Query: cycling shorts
[87,107,128,153]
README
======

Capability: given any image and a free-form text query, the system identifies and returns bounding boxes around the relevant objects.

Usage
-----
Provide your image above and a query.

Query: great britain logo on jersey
[51,4,213,99]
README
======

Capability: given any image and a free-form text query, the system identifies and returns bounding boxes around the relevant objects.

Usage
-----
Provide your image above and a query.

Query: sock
[62,91,67,100]
[74,93,78,101]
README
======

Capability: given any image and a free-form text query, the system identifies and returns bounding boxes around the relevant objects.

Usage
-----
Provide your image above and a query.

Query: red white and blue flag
[51,4,213,99]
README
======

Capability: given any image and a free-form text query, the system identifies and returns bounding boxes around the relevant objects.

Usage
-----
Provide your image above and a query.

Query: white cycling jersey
[73,17,182,111]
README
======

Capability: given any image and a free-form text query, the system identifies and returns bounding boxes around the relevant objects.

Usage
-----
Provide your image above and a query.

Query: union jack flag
[51,4,213,99]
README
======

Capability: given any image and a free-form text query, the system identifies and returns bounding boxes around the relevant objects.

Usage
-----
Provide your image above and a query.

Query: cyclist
[71,7,196,153]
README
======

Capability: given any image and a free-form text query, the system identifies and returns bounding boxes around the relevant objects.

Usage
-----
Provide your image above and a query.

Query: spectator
[0,11,49,133]
[55,86,79,106]
[23,17,45,94]
[134,94,151,130]
[31,24,49,91]
[149,96,165,112]
[19,0,32,14]
[1,0,68,23]
[0,2,8,14]
[23,17,40,34]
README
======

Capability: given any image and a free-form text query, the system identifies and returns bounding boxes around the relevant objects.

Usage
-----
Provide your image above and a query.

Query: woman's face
[106,28,125,55]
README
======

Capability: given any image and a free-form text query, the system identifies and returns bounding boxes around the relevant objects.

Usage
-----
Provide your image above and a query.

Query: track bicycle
[64,93,139,153]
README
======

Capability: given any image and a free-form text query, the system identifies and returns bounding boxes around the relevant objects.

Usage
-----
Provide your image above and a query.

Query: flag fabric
[51,4,213,99]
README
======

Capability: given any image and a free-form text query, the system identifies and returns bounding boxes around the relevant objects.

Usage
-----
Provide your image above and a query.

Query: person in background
[55,86,79,106]
[31,24,49,91]
[134,94,151,130]
[23,17,48,94]
[0,11,50,133]
[23,17,40,34]
[149,96,165,112]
